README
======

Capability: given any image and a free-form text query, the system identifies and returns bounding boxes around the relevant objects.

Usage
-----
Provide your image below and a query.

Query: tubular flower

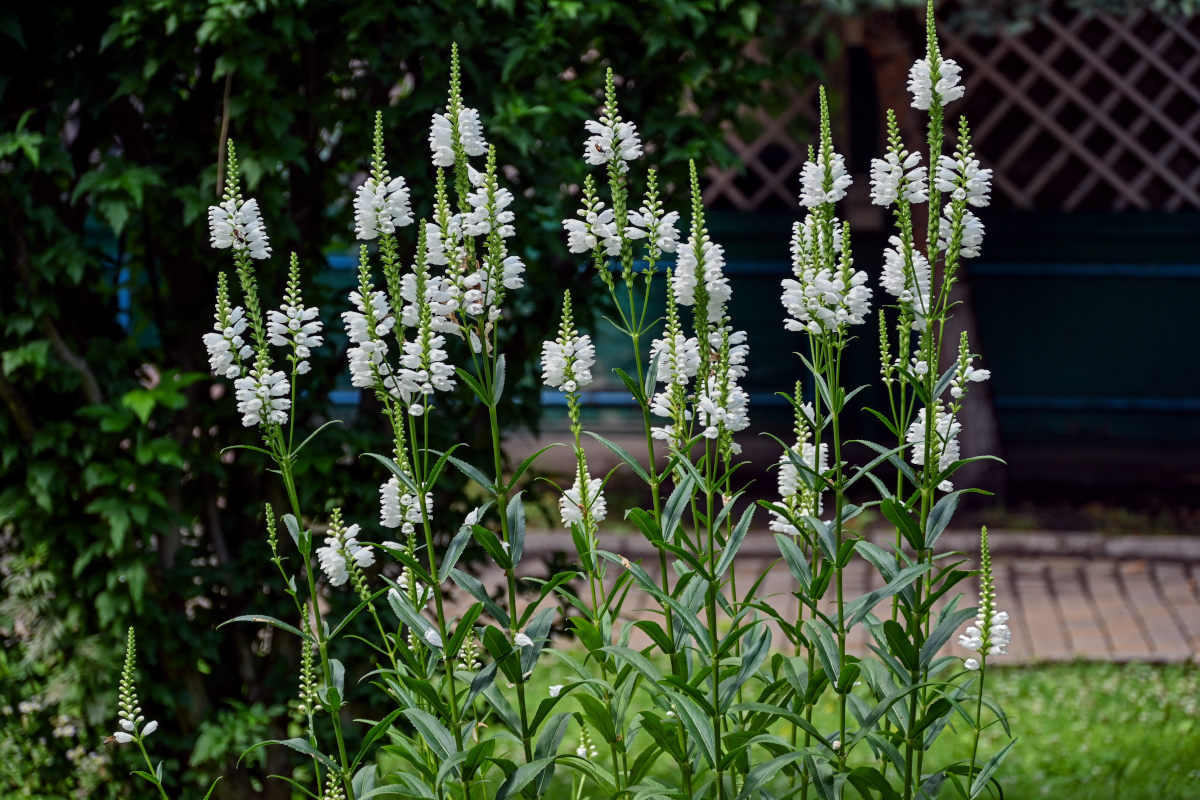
[869,150,929,207]
[960,527,1011,667]
[400,272,459,334]
[267,259,323,375]
[782,216,871,334]
[203,300,252,380]
[672,234,731,324]
[935,153,992,208]
[429,106,488,167]
[462,167,516,239]
[880,235,932,318]
[768,439,830,535]
[906,402,961,492]
[908,56,965,110]
[559,474,607,528]
[317,520,375,588]
[379,476,431,536]
[629,206,680,256]
[799,150,852,208]
[582,71,643,173]
[208,197,272,259]
[343,288,401,396]
[233,365,290,427]
[113,628,156,745]
[354,176,414,240]
[541,295,596,393]
[938,207,985,259]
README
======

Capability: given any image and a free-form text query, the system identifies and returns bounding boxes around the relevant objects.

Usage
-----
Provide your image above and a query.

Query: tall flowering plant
[115,5,1015,799]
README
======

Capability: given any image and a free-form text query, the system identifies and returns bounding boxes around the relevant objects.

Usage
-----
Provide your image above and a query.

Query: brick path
[457,530,1200,663]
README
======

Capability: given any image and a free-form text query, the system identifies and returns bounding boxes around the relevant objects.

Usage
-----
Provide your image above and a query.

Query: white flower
[869,150,928,207]
[400,273,459,334]
[429,107,488,167]
[317,522,373,587]
[583,118,642,173]
[880,236,932,317]
[559,474,607,528]
[782,216,872,334]
[798,151,852,208]
[541,334,595,392]
[938,208,985,259]
[424,629,443,649]
[203,305,252,379]
[354,176,414,240]
[908,56,965,110]
[650,333,701,387]
[906,403,961,492]
[379,477,431,535]
[696,372,750,440]
[113,732,134,744]
[628,207,680,255]
[549,684,563,698]
[317,537,348,587]
[964,658,980,671]
[233,367,291,427]
[514,632,534,648]
[208,197,272,259]
[936,154,992,208]
[767,440,829,535]
[672,235,731,323]
[267,303,323,375]
[462,175,516,239]
[141,720,158,737]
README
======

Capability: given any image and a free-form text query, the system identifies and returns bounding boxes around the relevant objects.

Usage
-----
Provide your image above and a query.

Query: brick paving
[453,530,1200,663]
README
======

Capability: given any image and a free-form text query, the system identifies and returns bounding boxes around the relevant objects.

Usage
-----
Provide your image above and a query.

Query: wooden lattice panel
[707,5,1200,214]
[703,82,820,212]
[939,6,1200,211]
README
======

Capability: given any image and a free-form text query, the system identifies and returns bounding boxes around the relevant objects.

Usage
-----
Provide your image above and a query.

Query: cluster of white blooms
[400,272,459,334]
[233,365,291,427]
[781,217,872,334]
[562,199,638,257]
[429,106,488,167]
[208,197,272,260]
[935,153,992,208]
[424,214,468,268]
[267,302,323,375]
[650,332,702,387]
[908,56,965,110]
[906,402,961,492]
[799,150,852,208]
[961,527,1011,669]
[768,438,830,535]
[353,175,414,240]
[541,332,595,393]
[937,208,985,259]
[343,289,401,395]
[869,149,929,207]
[462,166,516,239]
[380,477,432,536]
[113,630,157,746]
[397,333,455,412]
[559,474,607,527]
[951,365,991,400]
[648,319,701,445]
[582,115,642,174]
[316,522,375,588]
[627,204,680,256]
[880,236,932,317]
[672,234,731,324]
[203,305,251,379]
[960,609,1011,669]
[696,372,750,441]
